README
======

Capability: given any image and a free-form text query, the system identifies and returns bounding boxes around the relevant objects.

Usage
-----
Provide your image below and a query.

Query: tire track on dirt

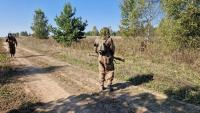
[3,43,70,103]
[5,43,200,113]
[16,47,96,94]
[18,47,100,91]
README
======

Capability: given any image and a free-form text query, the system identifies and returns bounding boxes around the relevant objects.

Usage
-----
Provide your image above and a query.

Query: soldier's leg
[99,62,106,90]
[9,48,12,57]
[13,47,16,57]
[99,72,106,90]
[107,71,114,85]
[10,46,14,58]
[107,71,114,92]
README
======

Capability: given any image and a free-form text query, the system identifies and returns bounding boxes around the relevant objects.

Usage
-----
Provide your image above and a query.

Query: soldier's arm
[110,38,115,56]
[94,39,99,54]
[15,38,18,46]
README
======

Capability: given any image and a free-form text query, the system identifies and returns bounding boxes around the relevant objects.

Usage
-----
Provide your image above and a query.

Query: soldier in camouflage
[94,27,115,92]
[6,33,17,58]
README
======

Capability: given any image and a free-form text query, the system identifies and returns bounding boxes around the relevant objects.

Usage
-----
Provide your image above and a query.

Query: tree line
[30,0,199,48]
[10,31,30,37]
[30,2,87,46]
[120,0,200,49]
[85,26,121,36]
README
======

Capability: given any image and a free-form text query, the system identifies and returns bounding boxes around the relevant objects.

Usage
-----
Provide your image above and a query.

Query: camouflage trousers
[98,61,114,87]
[9,45,16,55]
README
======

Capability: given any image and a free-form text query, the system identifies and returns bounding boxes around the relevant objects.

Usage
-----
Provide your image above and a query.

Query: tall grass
[0,39,10,74]
[19,36,200,105]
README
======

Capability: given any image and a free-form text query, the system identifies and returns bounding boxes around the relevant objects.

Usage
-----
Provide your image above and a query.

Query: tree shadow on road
[164,85,200,106]
[7,102,44,113]
[0,65,69,85]
[7,89,200,113]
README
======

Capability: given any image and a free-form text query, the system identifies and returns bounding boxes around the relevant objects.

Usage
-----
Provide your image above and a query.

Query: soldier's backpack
[7,36,15,46]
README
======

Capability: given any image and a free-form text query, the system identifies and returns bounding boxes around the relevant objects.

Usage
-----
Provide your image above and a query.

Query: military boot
[108,85,114,92]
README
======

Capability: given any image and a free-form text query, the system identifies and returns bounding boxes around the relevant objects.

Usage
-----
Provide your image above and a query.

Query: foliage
[85,31,92,36]
[51,3,87,46]
[112,31,121,36]
[92,26,99,36]
[160,0,200,48]
[120,0,142,37]
[13,32,19,37]
[140,0,160,39]
[120,0,160,38]
[31,9,49,39]
[86,26,119,36]
[20,31,29,36]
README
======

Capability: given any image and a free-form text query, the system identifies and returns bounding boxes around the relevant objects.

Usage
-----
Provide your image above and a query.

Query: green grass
[55,52,98,71]
[0,54,9,63]
[18,37,200,105]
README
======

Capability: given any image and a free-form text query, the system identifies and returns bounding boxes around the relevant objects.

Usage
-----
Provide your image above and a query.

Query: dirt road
[4,43,200,113]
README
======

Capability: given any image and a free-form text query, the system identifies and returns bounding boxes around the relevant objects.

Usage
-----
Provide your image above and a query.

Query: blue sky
[0,0,163,37]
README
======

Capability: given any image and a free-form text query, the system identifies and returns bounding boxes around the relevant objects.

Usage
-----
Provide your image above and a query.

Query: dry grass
[0,39,38,113]
[18,36,200,105]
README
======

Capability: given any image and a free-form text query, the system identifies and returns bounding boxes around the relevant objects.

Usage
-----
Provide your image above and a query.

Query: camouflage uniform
[6,33,17,57]
[94,27,115,91]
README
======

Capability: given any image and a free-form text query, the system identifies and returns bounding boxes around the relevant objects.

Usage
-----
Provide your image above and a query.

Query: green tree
[20,31,28,36]
[85,31,92,36]
[161,0,200,48]
[120,0,142,37]
[51,3,87,46]
[140,0,160,39]
[108,26,113,36]
[13,32,19,37]
[120,0,160,38]
[114,30,121,36]
[31,9,49,39]
[92,26,99,36]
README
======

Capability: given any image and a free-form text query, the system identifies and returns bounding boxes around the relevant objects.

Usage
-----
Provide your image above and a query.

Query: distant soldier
[139,41,147,52]
[94,27,115,92]
[6,33,17,57]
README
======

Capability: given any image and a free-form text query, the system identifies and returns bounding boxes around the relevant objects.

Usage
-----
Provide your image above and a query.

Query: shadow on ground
[4,72,200,113]
[113,73,154,91]
[7,102,44,113]
[0,65,68,85]
[165,86,200,105]
[7,87,200,113]
[127,73,154,85]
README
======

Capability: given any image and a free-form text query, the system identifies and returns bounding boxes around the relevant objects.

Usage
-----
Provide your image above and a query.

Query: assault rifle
[89,53,125,62]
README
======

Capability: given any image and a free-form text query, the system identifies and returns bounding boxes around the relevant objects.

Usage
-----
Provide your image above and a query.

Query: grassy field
[0,39,38,113]
[18,36,200,105]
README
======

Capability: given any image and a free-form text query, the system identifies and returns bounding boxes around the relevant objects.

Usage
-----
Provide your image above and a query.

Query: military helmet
[8,33,12,37]
[100,27,110,40]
